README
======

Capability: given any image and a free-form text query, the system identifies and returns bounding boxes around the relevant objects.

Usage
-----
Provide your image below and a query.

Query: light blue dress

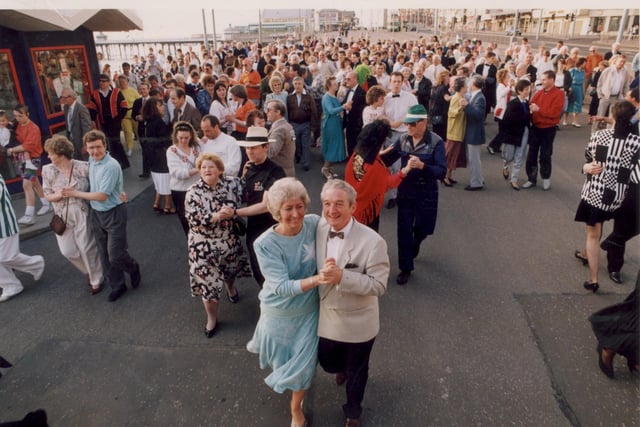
[321,93,347,162]
[246,214,320,393]
[568,68,585,114]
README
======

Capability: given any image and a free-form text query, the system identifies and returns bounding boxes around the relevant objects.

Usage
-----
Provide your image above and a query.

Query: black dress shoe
[396,271,411,285]
[130,262,141,289]
[138,173,150,178]
[302,166,310,171]
[108,287,127,302]
[386,198,397,209]
[464,185,484,191]
[609,271,622,284]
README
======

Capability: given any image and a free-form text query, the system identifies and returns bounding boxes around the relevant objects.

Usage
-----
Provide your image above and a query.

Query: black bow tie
[329,230,344,239]
[392,94,400,98]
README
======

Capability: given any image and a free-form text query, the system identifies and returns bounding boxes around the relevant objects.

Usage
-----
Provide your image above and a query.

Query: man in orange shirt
[239,57,261,108]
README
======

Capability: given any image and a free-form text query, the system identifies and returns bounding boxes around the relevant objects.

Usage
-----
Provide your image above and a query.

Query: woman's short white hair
[267,177,310,221]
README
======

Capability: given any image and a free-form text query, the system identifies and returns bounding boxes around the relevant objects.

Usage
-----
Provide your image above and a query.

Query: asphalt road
[1,120,638,426]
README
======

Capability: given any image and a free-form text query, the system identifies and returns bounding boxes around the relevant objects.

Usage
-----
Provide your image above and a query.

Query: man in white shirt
[597,56,632,118]
[200,115,242,177]
[383,71,418,208]
[425,55,446,84]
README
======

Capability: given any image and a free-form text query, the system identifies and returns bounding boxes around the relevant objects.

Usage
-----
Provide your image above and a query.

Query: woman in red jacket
[344,119,415,231]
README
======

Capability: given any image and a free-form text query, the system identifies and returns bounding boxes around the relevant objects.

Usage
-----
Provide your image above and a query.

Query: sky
[101,9,387,41]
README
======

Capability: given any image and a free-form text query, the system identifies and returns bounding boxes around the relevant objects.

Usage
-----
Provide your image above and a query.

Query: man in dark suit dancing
[342,71,366,156]
[475,52,497,119]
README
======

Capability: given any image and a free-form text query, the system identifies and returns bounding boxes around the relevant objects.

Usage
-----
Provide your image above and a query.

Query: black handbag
[223,197,246,236]
[232,216,247,236]
[50,162,73,236]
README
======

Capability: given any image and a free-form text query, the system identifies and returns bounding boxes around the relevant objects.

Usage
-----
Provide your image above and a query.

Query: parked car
[506,26,522,36]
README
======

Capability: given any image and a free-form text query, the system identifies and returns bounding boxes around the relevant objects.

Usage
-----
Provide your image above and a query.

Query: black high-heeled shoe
[583,281,599,293]
[574,250,588,266]
[204,324,217,338]
[597,346,614,379]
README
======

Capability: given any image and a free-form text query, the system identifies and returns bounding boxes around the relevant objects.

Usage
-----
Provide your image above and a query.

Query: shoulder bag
[50,162,73,236]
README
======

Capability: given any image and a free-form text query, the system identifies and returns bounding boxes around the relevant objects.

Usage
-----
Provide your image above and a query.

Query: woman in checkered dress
[574,100,640,293]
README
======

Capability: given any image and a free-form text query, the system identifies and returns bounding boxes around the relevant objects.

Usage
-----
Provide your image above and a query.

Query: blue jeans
[292,121,311,168]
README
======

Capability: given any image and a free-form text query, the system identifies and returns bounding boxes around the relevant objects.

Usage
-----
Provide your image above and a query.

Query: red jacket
[530,86,564,129]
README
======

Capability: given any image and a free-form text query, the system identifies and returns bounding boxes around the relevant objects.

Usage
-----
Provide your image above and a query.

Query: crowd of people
[0,32,639,423]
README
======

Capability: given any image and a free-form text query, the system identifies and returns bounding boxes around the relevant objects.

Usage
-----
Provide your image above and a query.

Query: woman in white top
[487,69,513,155]
[209,82,235,134]
[167,121,201,235]
[362,85,388,126]
[534,50,554,88]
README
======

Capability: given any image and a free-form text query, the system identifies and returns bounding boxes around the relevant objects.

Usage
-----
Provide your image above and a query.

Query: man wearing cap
[235,126,286,287]
[383,71,418,209]
[200,115,242,177]
[266,100,295,177]
[87,74,130,169]
[463,75,487,191]
[383,104,446,285]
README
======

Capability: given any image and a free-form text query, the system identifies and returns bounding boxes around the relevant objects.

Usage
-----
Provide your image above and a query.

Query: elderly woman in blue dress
[185,152,251,338]
[247,177,329,427]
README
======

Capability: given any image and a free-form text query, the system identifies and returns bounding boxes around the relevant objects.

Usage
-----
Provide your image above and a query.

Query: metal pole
[201,10,209,52]
[211,10,217,52]
[616,9,629,43]
[536,9,542,40]
[434,9,438,37]
[510,9,519,46]
[258,9,262,45]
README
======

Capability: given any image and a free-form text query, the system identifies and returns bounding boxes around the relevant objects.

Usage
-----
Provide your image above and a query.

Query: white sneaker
[521,181,535,189]
[562,121,568,126]
[0,287,24,302]
[543,179,551,190]
[17,215,35,225]
[32,255,45,281]
[36,205,52,216]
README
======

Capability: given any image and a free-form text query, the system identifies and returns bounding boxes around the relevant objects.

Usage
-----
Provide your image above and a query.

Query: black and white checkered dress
[575,129,640,225]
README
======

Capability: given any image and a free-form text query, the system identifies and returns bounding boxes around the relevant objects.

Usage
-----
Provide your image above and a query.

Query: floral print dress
[185,176,251,301]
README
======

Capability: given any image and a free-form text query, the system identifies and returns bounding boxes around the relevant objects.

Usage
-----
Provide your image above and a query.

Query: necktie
[392,94,400,98]
[175,109,182,122]
[329,230,344,239]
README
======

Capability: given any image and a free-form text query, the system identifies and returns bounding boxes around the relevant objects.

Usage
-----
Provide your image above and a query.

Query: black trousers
[601,183,639,273]
[318,336,376,419]
[171,190,189,236]
[526,125,557,183]
[488,119,505,151]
